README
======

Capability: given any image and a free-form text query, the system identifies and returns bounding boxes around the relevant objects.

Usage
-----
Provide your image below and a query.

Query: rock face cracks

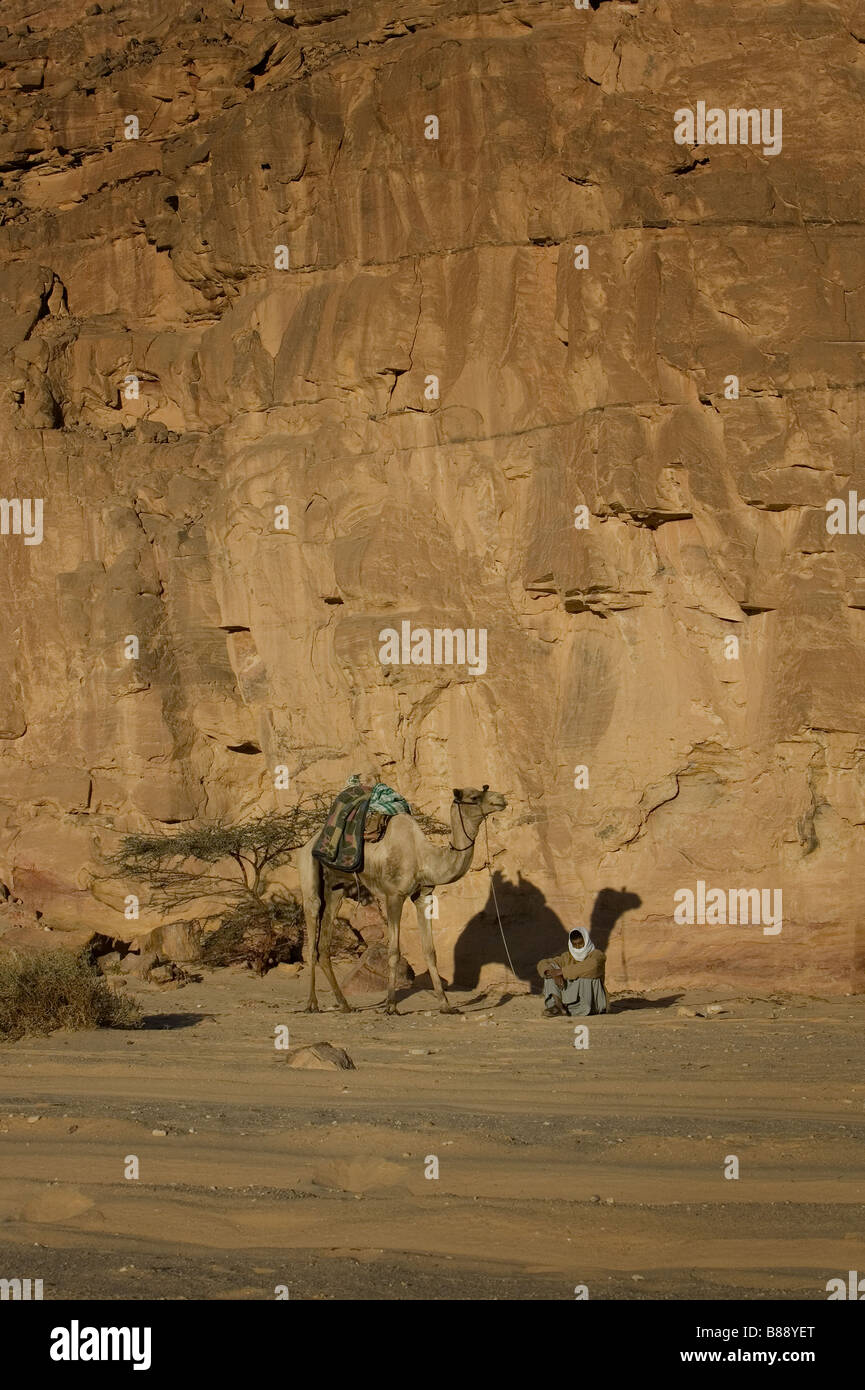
[0,1,863,991]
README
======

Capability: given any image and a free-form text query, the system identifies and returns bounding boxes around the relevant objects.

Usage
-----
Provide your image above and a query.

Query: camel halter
[448,799,479,851]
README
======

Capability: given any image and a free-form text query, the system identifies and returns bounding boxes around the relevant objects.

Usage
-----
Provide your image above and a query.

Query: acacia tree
[108,798,330,974]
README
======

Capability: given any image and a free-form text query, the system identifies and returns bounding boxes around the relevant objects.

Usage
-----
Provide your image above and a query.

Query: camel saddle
[312,783,411,872]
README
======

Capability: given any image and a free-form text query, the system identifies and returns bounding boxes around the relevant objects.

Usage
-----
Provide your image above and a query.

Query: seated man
[537,928,608,1017]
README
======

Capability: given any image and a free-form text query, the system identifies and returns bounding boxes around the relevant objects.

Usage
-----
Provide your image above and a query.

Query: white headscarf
[568,928,595,962]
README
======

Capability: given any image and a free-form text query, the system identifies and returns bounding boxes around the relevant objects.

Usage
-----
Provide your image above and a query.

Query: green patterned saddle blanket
[312,782,412,871]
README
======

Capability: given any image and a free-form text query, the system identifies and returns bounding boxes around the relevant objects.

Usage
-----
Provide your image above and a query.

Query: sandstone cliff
[1,0,864,992]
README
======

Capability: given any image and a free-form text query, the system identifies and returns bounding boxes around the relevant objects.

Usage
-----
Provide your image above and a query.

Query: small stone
[286,1041,355,1071]
[120,950,160,980]
[151,1129,167,1137]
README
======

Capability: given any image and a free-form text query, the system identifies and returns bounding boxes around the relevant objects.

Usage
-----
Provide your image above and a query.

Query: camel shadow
[451,873,641,994]
[589,885,642,953]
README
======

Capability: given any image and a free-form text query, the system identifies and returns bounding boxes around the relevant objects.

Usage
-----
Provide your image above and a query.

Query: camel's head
[452,784,507,818]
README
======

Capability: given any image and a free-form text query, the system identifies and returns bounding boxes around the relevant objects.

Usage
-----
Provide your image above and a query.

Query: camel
[297,785,507,1015]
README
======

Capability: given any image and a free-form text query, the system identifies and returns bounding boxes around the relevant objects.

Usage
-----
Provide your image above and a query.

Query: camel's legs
[302,863,323,1014]
[317,884,353,1013]
[305,954,319,1012]
[384,893,405,1015]
[413,888,457,1013]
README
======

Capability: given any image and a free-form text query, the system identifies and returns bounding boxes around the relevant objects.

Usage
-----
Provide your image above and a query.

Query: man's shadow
[450,873,641,994]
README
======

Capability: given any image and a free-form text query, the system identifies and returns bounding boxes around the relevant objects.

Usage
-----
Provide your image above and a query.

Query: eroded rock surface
[1,1,864,991]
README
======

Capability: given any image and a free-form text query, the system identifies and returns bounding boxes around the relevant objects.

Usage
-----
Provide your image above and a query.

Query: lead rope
[483,819,519,984]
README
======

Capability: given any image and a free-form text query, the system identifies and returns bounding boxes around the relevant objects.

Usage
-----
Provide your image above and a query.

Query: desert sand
[1,969,862,1301]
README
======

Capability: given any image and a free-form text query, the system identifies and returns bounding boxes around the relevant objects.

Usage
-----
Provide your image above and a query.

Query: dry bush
[0,951,141,1041]
[202,896,306,975]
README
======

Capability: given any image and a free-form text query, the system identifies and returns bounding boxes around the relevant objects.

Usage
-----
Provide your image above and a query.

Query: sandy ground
[0,967,863,1301]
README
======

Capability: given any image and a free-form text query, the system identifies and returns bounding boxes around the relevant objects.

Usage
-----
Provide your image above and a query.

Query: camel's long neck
[424,801,482,885]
